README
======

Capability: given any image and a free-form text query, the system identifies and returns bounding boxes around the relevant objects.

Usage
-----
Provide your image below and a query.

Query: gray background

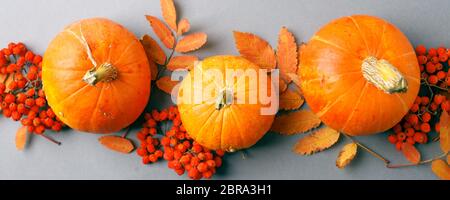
[0,0,448,180]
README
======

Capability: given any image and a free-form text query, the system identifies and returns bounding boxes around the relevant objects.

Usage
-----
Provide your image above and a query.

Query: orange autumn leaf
[279,89,304,110]
[271,110,321,135]
[336,142,358,169]
[149,59,158,80]
[167,55,198,71]
[177,18,190,36]
[277,27,297,82]
[286,72,301,88]
[15,126,28,151]
[146,15,175,48]
[431,159,450,180]
[157,76,179,94]
[447,155,449,164]
[99,135,134,154]
[233,31,276,69]
[279,79,288,93]
[160,0,177,31]
[293,126,340,155]
[141,34,166,65]
[439,111,450,153]
[401,143,421,164]
[0,74,14,93]
[175,32,207,53]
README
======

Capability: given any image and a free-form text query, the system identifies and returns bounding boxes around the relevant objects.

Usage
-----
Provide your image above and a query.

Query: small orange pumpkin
[177,56,276,151]
[299,15,420,136]
[43,18,151,133]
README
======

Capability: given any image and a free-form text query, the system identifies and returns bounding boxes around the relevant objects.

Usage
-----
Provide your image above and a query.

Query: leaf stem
[386,152,448,168]
[40,134,61,145]
[343,134,390,165]
[122,126,132,138]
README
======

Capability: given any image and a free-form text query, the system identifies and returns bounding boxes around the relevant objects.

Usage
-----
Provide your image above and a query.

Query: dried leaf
[286,72,301,87]
[293,126,340,155]
[99,135,134,154]
[0,74,14,93]
[279,79,288,93]
[277,27,297,82]
[279,89,304,110]
[439,111,450,153]
[141,34,166,65]
[149,59,158,80]
[431,159,450,180]
[447,155,449,164]
[160,0,177,31]
[336,143,358,169]
[15,126,28,151]
[233,31,276,69]
[145,15,175,49]
[177,18,190,36]
[271,110,321,135]
[167,56,198,71]
[175,32,207,53]
[401,143,421,164]
[156,76,179,94]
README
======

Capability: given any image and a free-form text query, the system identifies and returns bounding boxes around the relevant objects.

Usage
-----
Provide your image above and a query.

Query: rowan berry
[397,132,406,141]
[393,124,402,133]
[421,96,430,105]
[405,128,415,137]
[406,137,415,145]
[421,112,431,122]
[188,168,200,180]
[35,97,46,107]
[214,157,222,167]
[414,132,427,144]
[415,45,426,55]
[395,142,403,151]
[425,62,436,73]
[437,71,447,80]
[197,162,208,173]
[428,75,438,85]
[417,55,427,65]
[433,94,445,105]
[420,123,431,133]
[407,114,418,125]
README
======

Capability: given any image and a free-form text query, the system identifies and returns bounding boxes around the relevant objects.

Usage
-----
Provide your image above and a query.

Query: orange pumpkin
[299,15,420,136]
[42,18,151,133]
[177,56,276,151]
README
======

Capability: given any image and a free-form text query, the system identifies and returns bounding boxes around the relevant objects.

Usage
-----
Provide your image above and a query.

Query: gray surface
[0,0,447,180]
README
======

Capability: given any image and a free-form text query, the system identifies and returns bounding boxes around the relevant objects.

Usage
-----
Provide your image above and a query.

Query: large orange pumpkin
[42,18,151,133]
[177,56,276,151]
[299,15,420,136]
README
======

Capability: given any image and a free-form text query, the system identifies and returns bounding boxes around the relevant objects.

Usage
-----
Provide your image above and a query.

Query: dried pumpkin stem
[215,87,234,110]
[361,56,408,94]
[387,152,448,168]
[82,63,118,86]
[344,134,390,165]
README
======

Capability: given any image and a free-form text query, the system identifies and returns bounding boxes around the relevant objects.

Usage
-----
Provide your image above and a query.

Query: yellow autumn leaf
[336,143,358,169]
[146,15,175,49]
[439,111,450,153]
[175,32,207,53]
[431,159,450,180]
[293,126,340,155]
[233,31,276,69]
[279,79,288,93]
[177,18,190,36]
[279,89,304,110]
[286,72,301,88]
[167,56,198,71]
[99,135,134,154]
[160,0,177,31]
[141,34,166,65]
[271,110,321,135]
[277,27,297,83]
[157,76,179,94]
[15,126,28,151]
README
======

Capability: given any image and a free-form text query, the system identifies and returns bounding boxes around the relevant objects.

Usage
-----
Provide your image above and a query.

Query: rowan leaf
[336,143,358,169]
[439,111,450,153]
[286,72,301,87]
[277,27,297,82]
[401,143,421,164]
[271,110,321,135]
[167,56,198,71]
[145,15,175,49]
[293,126,340,155]
[177,18,190,36]
[99,135,134,154]
[15,126,28,151]
[279,79,288,93]
[233,31,276,69]
[431,159,450,180]
[0,74,14,93]
[141,34,166,65]
[149,59,158,80]
[175,32,207,53]
[156,76,179,94]
[279,89,304,110]
[447,155,449,164]
[160,0,177,31]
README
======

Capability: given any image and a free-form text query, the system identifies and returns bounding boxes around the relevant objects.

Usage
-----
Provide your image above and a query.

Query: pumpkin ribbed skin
[178,56,275,151]
[299,15,420,136]
[43,18,151,133]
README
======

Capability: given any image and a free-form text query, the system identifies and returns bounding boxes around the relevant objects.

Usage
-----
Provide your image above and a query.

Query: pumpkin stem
[82,63,118,86]
[361,56,408,94]
[215,87,234,110]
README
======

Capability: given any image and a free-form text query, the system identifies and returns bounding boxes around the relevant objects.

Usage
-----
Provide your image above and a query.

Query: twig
[122,126,132,138]
[343,134,390,165]
[387,152,448,168]
[40,134,61,145]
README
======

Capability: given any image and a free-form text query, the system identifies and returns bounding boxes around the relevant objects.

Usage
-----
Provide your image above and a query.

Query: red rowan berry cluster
[0,42,64,139]
[389,45,450,150]
[136,106,225,180]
